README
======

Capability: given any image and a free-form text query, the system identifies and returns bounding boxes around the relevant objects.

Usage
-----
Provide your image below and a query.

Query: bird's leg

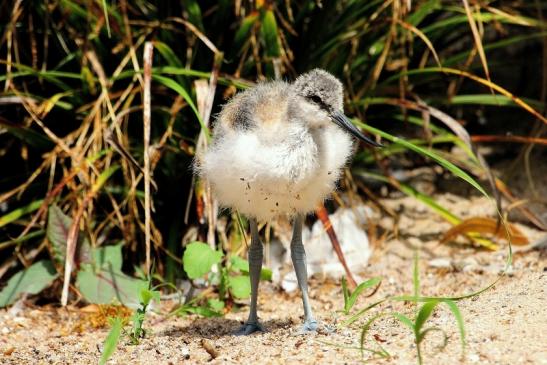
[235,218,266,335]
[290,215,318,333]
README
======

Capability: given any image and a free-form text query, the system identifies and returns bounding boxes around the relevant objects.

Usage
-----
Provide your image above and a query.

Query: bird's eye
[309,95,322,104]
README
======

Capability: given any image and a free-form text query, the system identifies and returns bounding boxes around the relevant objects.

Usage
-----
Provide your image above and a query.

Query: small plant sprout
[356,250,466,365]
[129,287,161,345]
[341,276,382,315]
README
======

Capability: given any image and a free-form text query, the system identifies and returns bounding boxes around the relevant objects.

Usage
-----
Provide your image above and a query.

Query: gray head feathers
[292,69,344,112]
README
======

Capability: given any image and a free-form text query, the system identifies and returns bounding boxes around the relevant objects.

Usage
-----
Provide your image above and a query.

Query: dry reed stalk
[143,41,154,275]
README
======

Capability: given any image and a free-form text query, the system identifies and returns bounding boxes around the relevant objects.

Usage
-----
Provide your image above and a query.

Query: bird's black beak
[330,111,383,147]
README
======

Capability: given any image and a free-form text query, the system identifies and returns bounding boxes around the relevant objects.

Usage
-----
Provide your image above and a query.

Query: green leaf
[444,300,466,356]
[415,300,441,343]
[391,313,415,331]
[261,10,280,57]
[140,288,160,307]
[182,241,223,279]
[358,171,460,225]
[0,116,53,149]
[76,264,148,308]
[152,75,209,137]
[181,0,204,31]
[46,204,93,266]
[342,276,350,313]
[234,13,258,50]
[207,298,225,312]
[413,250,420,299]
[346,277,382,313]
[99,316,123,365]
[0,199,43,229]
[91,165,119,194]
[260,267,273,281]
[0,260,58,307]
[227,275,251,299]
[230,256,249,272]
[93,244,124,272]
[178,305,223,318]
[154,41,183,68]
[47,205,71,264]
[229,256,272,280]
[355,120,488,197]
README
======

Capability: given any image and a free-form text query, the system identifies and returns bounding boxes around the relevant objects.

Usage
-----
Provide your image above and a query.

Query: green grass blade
[99,316,123,365]
[234,13,259,50]
[413,250,420,302]
[261,10,281,58]
[391,313,415,331]
[342,276,350,313]
[347,277,382,313]
[354,120,488,198]
[0,200,44,229]
[152,74,209,137]
[101,0,111,37]
[342,299,387,326]
[355,170,460,225]
[414,300,441,342]
[444,300,466,357]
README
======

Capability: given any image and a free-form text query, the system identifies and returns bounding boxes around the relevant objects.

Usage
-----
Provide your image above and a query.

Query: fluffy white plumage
[198,70,358,221]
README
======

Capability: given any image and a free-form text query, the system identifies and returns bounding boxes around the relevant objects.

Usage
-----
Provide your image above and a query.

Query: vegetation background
[0,0,546,322]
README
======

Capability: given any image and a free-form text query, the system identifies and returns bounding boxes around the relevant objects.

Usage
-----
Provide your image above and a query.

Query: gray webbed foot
[234,321,266,336]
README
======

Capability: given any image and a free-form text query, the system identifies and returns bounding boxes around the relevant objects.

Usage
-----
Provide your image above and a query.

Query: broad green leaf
[0,260,58,307]
[93,244,124,272]
[178,305,223,318]
[230,256,249,272]
[76,264,148,308]
[140,288,160,307]
[228,275,251,299]
[207,298,225,312]
[182,241,223,279]
[229,256,272,280]
[46,204,93,265]
[47,205,71,264]
[99,316,123,365]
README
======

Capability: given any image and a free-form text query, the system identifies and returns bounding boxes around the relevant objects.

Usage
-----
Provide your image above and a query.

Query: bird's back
[216,81,292,133]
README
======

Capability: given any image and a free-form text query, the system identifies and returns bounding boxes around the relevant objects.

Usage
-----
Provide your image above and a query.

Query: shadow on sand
[159,317,294,339]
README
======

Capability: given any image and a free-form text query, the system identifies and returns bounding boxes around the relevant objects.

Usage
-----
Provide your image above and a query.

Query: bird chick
[197,69,381,335]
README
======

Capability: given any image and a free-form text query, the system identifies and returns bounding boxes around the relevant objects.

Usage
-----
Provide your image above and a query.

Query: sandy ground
[1,160,547,364]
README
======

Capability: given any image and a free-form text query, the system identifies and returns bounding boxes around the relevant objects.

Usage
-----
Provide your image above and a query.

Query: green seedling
[341,276,382,315]
[354,250,465,365]
[128,287,161,344]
